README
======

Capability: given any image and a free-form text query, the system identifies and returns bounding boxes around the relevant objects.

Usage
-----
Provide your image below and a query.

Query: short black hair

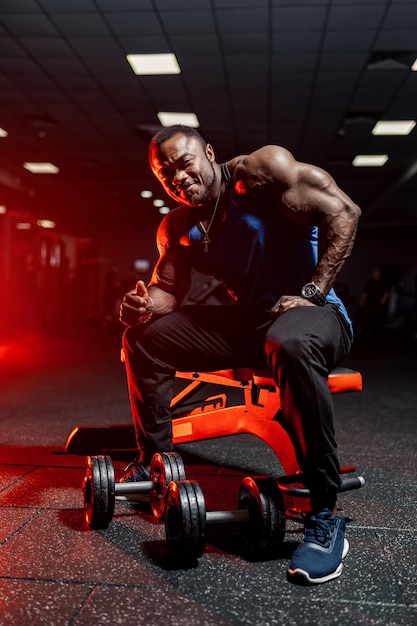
[149,125,207,159]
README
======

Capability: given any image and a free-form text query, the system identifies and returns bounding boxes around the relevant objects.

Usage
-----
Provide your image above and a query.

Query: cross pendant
[202,233,211,252]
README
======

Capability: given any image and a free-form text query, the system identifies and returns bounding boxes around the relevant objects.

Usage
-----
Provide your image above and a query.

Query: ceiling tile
[272,31,322,53]
[215,0,268,7]
[156,0,211,8]
[383,3,417,27]
[375,29,417,48]
[118,35,170,54]
[323,30,376,52]
[215,8,268,33]
[159,10,215,34]
[40,0,97,12]
[272,52,319,73]
[18,37,74,58]
[272,6,328,31]
[221,33,268,54]
[104,11,162,36]
[97,0,153,10]
[169,34,220,56]
[0,13,59,37]
[51,13,110,37]
[0,0,39,14]
[327,4,387,30]
[68,36,121,57]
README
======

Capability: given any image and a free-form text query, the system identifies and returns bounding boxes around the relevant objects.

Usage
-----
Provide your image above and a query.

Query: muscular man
[119,125,360,584]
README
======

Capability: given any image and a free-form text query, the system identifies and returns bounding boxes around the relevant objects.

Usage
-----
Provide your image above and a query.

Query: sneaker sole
[288,538,349,585]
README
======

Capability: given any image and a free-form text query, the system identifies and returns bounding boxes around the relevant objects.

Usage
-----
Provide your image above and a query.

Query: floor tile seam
[314,598,410,609]
[0,574,179,593]
[0,504,81,512]
[0,461,84,469]
[0,466,39,482]
[66,585,95,625]
[347,525,417,533]
[165,589,411,612]
[0,504,45,511]
[351,474,417,480]
[0,574,95,588]
[0,508,43,545]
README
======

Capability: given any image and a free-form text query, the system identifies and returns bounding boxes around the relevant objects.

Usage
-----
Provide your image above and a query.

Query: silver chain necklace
[199,188,222,253]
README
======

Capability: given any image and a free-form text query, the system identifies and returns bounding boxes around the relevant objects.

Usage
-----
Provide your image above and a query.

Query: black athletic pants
[122,303,352,512]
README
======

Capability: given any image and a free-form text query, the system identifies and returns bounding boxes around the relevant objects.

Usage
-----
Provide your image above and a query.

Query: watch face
[303,283,317,298]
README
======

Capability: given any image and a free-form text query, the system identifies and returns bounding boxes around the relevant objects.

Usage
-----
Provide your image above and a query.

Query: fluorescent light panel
[126,53,181,75]
[37,219,56,229]
[24,162,59,174]
[372,120,416,135]
[353,155,389,167]
[157,112,200,127]
[412,58,417,71]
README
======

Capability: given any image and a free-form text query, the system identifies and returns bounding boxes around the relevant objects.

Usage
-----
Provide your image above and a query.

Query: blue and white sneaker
[116,460,151,501]
[288,509,349,584]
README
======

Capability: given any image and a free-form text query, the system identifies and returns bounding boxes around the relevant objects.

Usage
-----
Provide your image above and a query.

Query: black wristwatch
[301,282,326,306]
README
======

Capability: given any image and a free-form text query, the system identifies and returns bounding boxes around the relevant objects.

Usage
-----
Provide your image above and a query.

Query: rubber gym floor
[0,325,415,626]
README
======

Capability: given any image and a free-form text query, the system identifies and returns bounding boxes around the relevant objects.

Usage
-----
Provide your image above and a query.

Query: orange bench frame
[170,367,362,478]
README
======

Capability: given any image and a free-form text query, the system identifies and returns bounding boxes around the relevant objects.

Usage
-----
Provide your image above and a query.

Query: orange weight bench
[65,366,363,513]
[169,366,362,479]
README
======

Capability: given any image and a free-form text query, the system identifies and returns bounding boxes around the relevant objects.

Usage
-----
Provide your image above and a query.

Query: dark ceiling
[1,0,417,237]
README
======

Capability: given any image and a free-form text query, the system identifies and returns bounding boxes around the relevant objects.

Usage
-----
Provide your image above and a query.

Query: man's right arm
[120,209,192,327]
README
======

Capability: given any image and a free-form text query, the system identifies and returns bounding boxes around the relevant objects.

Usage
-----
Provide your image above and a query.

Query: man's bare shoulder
[226,145,298,193]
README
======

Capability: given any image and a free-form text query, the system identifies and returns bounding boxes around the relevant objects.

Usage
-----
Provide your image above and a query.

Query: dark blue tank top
[186,170,352,333]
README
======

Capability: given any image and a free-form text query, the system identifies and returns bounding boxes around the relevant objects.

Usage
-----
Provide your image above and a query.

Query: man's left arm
[289,164,361,298]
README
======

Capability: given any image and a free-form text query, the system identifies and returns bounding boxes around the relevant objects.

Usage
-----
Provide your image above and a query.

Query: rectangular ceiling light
[411,58,417,71]
[23,162,59,173]
[372,120,416,135]
[126,53,181,75]
[157,112,199,127]
[37,219,56,229]
[352,155,389,167]
[0,127,8,137]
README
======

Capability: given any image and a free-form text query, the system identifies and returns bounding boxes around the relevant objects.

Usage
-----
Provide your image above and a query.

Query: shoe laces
[304,510,337,548]
[122,460,150,481]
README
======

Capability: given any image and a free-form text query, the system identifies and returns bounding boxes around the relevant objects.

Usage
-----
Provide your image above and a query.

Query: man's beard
[190,161,217,206]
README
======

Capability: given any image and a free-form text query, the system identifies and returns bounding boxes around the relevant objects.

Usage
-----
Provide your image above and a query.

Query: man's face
[149,133,216,206]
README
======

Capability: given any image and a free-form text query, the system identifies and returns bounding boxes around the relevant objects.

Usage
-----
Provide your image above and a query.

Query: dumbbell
[164,476,286,563]
[83,451,186,528]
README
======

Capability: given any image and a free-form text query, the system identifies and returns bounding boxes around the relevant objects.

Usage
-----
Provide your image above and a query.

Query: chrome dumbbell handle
[115,480,154,494]
[205,509,249,524]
